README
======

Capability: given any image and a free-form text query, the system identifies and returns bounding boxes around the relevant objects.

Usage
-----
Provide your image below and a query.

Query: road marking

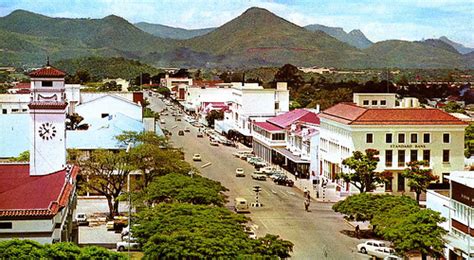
[262,189,271,195]
[271,189,277,194]
[251,224,259,230]
[279,191,289,197]
[171,125,178,129]
[287,191,295,196]
[201,162,212,168]
[259,220,269,230]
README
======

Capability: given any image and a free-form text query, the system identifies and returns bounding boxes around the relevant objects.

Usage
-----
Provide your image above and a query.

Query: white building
[182,81,233,113]
[0,64,78,244]
[319,93,467,198]
[160,74,193,100]
[75,94,143,121]
[215,82,289,146]
[426,171,474,259]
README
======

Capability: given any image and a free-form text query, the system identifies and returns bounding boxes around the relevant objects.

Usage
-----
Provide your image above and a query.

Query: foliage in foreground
[333,193,446,257]
[134,203,293,259]
[0,240,126,259]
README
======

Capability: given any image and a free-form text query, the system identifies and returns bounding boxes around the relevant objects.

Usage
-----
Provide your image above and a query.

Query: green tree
[141,173,228,206]
[205,110,224,127]
[78,246,126,259]
[306,88,353,110]
[66,113,88,130]
[402,161,438,202]
[44,242,81,259]
[71,149,134,218]
[0,239,45,259]
[156,86,171,98]
[253,234,294,259]
[443,101,465,114]
[10,150,29,162]
[98,81,122,91]
[465,123,474,158]
[339,149,392,193]
[273,64,304,94]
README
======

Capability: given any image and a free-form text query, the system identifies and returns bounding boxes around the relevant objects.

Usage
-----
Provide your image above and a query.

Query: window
[423,133,430,143]
[366,133,373,143]
[0,222,12,229]
[443,133,450,143]
[371,100,378,105]
[410,150,418,162]
[272,133,285,140]
[423,150,430,163]
[363,100,369,106]
[42,81,53,87]
[11,109,19,113]
[443,150,450,163]
[385,150,393,167]
[385,133,392,143]
[2,109,6,114]
[398,150,405,167]
[380,100,387,106]
[101,113,109,118]
[22,109,27,112]
[398,133,405,143]
[274,102,279,110]
[410,133,417,143]
[442,173,450,184]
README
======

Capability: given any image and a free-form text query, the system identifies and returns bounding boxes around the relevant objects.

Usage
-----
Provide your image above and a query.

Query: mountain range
[0,7,472,69]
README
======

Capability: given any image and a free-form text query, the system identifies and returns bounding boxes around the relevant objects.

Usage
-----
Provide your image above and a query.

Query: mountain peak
[244,7,272,14]
[103,14,127,23]
[349,29,363,36]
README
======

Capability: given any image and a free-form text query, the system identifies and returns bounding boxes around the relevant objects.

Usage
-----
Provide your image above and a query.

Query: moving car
[256,166,279,175]
[234,197,250,213]
[251,173,267,181]
[178,130,185,136]
[197,132,203,138]
[274,176,294,187]
[235,168,245,177]
[75,213,89,226]
[357,240,388,255]
[184,127,190,132]
[192,154,202,161]
[270,172,285,180]
[116,237,140,252]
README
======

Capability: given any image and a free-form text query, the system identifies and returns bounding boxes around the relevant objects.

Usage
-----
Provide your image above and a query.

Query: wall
[353,93,397,108]
[80,92,134,104]
[426,190,451,231]
[76,95,142,121]
[0,94,30,114]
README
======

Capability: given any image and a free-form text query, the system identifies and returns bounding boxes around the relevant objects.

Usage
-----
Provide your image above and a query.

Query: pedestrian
[303,187,309,198]
[304,198,310,212]
[355,225,360,239]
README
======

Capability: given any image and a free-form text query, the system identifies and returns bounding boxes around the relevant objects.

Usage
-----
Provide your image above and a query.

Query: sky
[0,0,472,47]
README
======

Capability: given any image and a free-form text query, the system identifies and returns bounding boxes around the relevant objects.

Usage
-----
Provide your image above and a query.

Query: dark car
[274,176,294,187]
[178,130,185,136]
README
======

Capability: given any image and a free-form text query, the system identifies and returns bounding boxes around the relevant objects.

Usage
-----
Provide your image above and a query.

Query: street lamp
[126,143,132,259]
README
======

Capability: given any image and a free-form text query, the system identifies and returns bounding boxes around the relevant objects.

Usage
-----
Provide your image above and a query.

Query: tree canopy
[205,110,224,127]
[0,240,126,259]
[402,160,438,202]
[333,193,446,257]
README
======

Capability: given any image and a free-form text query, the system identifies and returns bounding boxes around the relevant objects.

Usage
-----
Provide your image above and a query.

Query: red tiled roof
[0,164,79,218]
[267,109,320,128]
[193,80,224,88]
[28,102,67,110]
[29,66,66,78]
[321,103,467,125]
[13,82,30,89]
[253,121,283,132]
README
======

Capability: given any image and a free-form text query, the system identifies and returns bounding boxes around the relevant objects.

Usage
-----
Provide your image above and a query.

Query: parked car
[210,141,219,146]
[197,132,203,138]
[357,240,388,255]
[274,176,294,187]
[116,237,140,252]
[160,119,165,124]
[235,168,245,177]
[192,154,202,161]
[372,247,397,259]
[270,172,286,180]
[253,161,267,167]
[233,150,252,158]
[234,197,250,213]
[251,173,266,181]
[75,213,89,226]
[121,224,140,239]
[384,255,403,260]
[178,130,185,136]
[246,230,257,239]
[184,127,190,132]
[257,166,279,175]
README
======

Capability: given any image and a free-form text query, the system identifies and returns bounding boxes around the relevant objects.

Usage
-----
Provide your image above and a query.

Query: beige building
[318,93,467,197]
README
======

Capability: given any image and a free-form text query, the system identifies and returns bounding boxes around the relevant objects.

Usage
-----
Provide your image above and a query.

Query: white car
[372,247,397,258]
[75,213,88,226]
[256,166,279,175]
[235,168,245,177]
[192,154,202,161]
[210,140,219,146]
[116,237,140,251]
[357,240,388,255]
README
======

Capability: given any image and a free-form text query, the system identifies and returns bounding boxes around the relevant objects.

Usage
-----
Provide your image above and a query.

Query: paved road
[151,94,368,259]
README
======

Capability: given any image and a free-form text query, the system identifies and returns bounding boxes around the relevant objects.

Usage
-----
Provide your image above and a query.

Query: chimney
[276,82,288,91]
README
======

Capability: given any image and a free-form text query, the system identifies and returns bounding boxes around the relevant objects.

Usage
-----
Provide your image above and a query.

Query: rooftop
[267,109,320,128]
[253,121,283,132]
[29,66,66,78]
[0,164,78,218]
[321,103,467,125]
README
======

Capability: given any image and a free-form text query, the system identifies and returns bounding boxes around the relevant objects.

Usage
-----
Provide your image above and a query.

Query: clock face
[38,122,57,140]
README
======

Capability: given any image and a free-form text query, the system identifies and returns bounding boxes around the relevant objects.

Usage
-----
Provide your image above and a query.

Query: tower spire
[46,56,50,66]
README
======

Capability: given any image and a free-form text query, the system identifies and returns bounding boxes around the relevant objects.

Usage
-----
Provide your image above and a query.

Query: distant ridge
[304,24,373,49]
[135,22,215,40]
[438,36,474,55]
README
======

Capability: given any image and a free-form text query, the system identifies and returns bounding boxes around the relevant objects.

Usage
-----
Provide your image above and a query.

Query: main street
[149,94,367,259]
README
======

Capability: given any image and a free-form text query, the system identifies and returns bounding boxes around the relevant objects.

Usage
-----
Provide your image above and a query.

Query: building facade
[319,93,467,197]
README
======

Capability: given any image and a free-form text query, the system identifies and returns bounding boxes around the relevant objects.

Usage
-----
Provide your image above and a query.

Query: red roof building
[29,66,66,78]
[267,109,320,128]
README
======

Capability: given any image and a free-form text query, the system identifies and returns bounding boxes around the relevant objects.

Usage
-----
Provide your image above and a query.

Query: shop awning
[274,147,310,164]
[215,120,234,134]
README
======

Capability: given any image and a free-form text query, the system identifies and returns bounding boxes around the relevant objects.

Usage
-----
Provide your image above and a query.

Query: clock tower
[28,61,68,176]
